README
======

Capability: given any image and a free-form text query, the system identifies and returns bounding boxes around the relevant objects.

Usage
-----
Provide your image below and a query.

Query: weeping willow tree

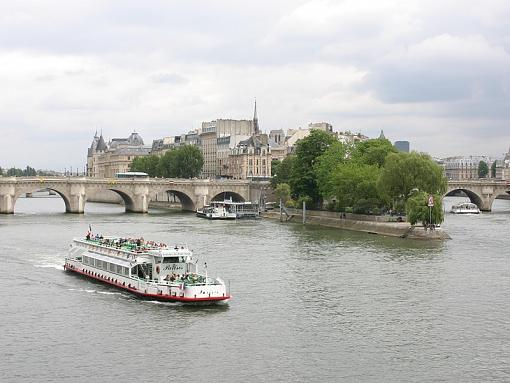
[405,191,444,226]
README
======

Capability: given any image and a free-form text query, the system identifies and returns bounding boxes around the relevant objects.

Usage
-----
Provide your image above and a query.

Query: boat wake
[143,300,180,306]
[67,288,126,297]
[33,263,64,271]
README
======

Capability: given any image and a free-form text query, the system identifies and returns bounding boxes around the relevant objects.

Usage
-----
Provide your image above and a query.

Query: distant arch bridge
[445,180,510,211]
[0,177,270,214]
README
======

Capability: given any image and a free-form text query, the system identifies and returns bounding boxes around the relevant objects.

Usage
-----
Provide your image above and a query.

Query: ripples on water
[0,196,509,382]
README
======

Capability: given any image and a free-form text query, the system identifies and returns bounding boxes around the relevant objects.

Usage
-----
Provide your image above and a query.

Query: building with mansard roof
[86,131,150,178]
[227,134,271,179]
[199,101,258,178]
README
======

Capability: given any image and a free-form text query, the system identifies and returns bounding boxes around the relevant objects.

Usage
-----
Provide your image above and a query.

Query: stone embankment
[262,209,451,240]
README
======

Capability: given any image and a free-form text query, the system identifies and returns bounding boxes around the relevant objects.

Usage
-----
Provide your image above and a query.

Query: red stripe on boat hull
[64,265,230,303]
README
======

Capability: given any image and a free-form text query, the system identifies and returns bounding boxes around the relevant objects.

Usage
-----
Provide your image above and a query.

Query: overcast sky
[1,0,510,171]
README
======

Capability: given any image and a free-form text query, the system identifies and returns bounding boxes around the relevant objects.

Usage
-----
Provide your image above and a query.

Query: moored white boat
[450,202,480,214]
[196,202,237,220]
[64,235,230,303]
[196,200,259,220]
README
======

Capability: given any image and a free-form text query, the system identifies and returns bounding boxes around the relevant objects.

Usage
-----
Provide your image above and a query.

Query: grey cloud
[364,34,510,106]
[150,72,188,85]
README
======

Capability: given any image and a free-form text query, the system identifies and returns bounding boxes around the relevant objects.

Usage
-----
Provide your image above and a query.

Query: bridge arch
[106,189,136,212]
[13,186,72,212]
[149,189,196,211]
[211,191,246,203]
[445,188,484,209]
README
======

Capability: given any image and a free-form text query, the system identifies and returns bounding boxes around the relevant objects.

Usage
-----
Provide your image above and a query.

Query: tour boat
[450,202,480,214]
[196,200,259,220]
[64,235,230,303]
[196,202,237,220]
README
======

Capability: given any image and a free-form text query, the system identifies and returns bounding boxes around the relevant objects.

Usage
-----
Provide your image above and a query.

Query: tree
[7,167,23,176]
[350,138,397,167]
[274,183,291,205]
[314,141,349,199]
[156,145,204,179]
[130,155,160,177]
[0,166,3,176]
[271,159,280,177]
[377,152,447,208]
[491,160,497,178]
[405,191,444,226]
[289,129,336,207]
[174,144,204,178]
[330,162,383,212]
[158,150,179,178]
[271,155,295,187]
[478,160,489,178]
[22,166,37,176]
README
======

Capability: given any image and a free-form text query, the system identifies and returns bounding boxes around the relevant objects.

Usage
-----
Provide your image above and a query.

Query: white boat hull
[64,258,230,303]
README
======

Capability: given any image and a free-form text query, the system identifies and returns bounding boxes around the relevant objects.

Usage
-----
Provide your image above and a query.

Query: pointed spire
[379,129,386,140]
[253,98,260,135]
[96,132,107,151]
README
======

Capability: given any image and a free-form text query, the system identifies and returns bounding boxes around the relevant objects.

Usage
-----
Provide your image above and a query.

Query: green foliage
[271,156,295,187]
[23,166,37,176]
[289,129,336,207]
[377,152,447,207]
[130,155,160,177]
[491,160,497,178]
[314,141,348,199]
[478,160,489,178]
[7,167,23,176]
[175,144,204,178]
[158,150,179,178]
[0,166,3,175]
[330,162,383,209]
[271,159,280,177]
[131,145,204,179]
[405,191,444,226]
[297,195,313,208]
[351,138,397,167]
[274,183,291,204]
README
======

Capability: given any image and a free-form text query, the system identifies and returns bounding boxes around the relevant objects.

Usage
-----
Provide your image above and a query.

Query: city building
[308,122,333,132]
[443,156,495,180]
[199,102,258,178]
[87,131,150,178]
[269,129,285,146]
[228,134,271,179]
[394,141,410,152]
[336,131,369,145]
[495,146,510,180]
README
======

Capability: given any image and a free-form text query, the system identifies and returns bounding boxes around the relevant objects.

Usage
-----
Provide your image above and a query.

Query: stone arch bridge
[0,177,271,214]
[446,180,510,211]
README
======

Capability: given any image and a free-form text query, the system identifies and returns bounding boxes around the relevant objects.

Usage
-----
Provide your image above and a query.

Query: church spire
[253,99,260,134]
[379,129,386,140]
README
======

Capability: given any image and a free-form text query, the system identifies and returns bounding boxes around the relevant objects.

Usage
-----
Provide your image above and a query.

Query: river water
[0,196,509,382]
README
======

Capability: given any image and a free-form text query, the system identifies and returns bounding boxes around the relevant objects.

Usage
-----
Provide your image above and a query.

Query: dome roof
[128,132,144,146]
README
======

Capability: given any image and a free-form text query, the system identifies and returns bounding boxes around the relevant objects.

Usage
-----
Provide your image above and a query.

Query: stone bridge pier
[0,184,15,214]
[124,185,150,213]
[67,184,87,213]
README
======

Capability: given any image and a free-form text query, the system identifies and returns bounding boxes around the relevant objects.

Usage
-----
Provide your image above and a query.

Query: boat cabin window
[163,256,181,263]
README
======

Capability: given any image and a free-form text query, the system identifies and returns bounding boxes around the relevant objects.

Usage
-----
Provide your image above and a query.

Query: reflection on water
[1,196,510,382]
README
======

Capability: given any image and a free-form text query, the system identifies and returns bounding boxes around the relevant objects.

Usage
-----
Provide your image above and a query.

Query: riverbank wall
[262,209,450,240]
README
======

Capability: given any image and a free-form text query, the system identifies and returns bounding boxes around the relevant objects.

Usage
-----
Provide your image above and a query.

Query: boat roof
[74,237,192,257]
[453,202,478,207]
